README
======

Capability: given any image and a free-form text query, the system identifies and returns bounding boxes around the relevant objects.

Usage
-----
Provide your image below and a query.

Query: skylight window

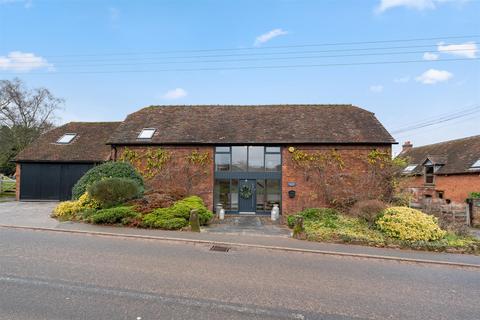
[470,159,480,170]
[403,164,418,173]
[57,133,76,144]
[138,128,156,139]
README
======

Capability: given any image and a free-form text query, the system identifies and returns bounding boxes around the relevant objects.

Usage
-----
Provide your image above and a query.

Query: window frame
[56,133,77,144]
[214,145,281,173]
[137,128,156,139]
[424,165,435,185]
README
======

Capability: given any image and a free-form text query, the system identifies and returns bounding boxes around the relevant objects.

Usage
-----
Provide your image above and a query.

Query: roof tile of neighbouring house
[107,105,395,145]
[399,135,480,175]
[15,122,121,162]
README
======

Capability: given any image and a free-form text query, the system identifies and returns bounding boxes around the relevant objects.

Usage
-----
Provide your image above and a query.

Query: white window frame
[137,128,156,139]
[403,164,417,173]
[56,133,77,144]
[470,159,480,169]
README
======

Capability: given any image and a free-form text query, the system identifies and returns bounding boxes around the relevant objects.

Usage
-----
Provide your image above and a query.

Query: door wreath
[239,185,253,199]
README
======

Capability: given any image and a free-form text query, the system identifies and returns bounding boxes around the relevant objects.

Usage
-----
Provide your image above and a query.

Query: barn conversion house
[16,105,396,215]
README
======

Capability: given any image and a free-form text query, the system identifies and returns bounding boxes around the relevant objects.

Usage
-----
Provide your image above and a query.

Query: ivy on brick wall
[119,147,171,179]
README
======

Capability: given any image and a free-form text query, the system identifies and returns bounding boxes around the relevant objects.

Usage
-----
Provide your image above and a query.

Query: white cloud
[415,69,453,84]
[423,52,439,60]
[394,76,410,83]
[375,0,468,13]
[254,29,288,46]
[0,51,52,72]
[437,41,477,58]
[0,0,32,8]
[162,88,187,100]
[370,84,384,92]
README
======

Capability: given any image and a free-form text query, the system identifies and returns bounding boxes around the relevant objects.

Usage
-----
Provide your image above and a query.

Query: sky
[0,0,479,155]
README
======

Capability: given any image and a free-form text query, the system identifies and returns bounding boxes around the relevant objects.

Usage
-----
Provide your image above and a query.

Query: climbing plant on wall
[119,147,171,179]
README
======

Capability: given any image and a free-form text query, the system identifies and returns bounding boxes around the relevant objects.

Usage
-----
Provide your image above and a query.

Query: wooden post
[292,216,306,240]
[189,209,200,232]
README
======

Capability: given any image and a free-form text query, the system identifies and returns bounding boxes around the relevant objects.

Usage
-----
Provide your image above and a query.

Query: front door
[238,179,256,214]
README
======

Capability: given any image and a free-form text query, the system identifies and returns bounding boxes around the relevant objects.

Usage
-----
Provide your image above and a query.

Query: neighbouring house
[15,122,120,201]
[398,136,480,224]
[16,105,396,217]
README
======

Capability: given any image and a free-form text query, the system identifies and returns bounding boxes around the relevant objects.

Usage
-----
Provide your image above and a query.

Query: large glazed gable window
[214,146,281,172]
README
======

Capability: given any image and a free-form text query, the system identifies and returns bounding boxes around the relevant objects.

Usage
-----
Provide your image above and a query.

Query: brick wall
[405,174,480,204]
[281,144,391,215]
[115,145,214,210]
[15,163,20,201]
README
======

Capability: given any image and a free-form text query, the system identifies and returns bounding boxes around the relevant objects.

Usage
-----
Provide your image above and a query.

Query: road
[0,228,479,319]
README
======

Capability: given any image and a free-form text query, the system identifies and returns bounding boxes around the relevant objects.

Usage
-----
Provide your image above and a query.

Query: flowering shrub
[376,207,446,242]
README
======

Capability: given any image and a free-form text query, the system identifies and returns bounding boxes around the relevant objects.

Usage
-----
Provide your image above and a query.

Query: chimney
[402,141,413,153]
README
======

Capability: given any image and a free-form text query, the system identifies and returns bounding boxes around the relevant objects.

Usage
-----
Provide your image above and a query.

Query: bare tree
[0,78,63,174]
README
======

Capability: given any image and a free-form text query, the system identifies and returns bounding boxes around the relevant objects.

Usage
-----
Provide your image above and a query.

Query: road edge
[1,224,479,269]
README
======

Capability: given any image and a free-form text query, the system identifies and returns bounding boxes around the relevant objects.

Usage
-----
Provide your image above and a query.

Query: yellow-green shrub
[376,207,446,242]
[52,192,100,219]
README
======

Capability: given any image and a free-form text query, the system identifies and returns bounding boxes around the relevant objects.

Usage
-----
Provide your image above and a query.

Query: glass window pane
[248,146,264,172]
[265,154,281,172]
[214,180,230,209]
[231,146,248,171]
[215,153,230,171]
[215,146,230,153]
[266,179,281,211]
[231,179,238,210]
[256,179,266,211]
[266,146,280,153]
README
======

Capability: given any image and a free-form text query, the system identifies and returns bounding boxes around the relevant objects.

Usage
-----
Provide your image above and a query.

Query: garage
[15,121,120,201]
[19,162,94,201]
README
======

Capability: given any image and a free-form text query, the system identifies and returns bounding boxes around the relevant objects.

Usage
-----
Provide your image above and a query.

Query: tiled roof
[16,122,121,162]
[399,135,480,175]
[108,105,395,145]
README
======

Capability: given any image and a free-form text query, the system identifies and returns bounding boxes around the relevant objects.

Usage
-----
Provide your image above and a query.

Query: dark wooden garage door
[20,163,94,201]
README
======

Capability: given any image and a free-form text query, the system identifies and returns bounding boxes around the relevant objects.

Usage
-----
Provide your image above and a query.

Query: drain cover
[210,245,230,252]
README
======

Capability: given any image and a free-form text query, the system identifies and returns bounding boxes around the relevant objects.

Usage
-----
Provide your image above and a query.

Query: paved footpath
[0,201,479,267]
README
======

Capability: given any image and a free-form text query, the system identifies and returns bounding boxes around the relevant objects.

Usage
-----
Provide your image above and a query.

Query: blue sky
[0,0,479,154]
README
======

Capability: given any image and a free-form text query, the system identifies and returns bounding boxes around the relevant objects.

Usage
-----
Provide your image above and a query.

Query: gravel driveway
[0,201,59,228]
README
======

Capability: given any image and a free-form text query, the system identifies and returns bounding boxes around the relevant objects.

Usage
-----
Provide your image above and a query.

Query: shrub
[141,196,213,230]
[349,200,386,225]
[376,207,446,242]
[52,192,99,220]
[287,208,339,229]
[131,189,188,214]
[72,162,144,199]
[89,206,139,225]
[87,177,142,208]
[469,192,480,199]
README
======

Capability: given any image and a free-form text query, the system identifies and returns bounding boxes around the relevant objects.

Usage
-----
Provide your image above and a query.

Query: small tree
[0,78,63,175]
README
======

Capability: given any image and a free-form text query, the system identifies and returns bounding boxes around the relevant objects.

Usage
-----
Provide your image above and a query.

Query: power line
[10,34,479,58]
[391,105,480,135]
[38,47,479,68]
[1,57,477,75]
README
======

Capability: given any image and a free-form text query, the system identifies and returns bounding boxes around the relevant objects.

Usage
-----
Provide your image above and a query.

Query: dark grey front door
[238,179,256,214]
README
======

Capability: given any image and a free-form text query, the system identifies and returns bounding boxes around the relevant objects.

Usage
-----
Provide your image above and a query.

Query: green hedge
[142,196,213,230]
[87,177,142,208]
[72,162,144,200]
[89,206,139,225]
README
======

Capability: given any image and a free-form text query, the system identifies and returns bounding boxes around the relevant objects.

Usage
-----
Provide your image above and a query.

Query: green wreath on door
[239,185,253,199]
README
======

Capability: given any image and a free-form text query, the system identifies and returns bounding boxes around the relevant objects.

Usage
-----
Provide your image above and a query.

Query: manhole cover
[210,245,230,252]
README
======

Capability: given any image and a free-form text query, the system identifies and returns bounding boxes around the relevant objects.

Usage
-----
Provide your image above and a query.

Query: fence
[467,199,480,227]
[411,198,469,225]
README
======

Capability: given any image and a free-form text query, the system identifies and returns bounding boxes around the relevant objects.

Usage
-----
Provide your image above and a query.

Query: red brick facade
[15,163,20,201]
[405,174,480,204]
[115,145,215,210]
[115,144,393,216]
[281,144,391,214]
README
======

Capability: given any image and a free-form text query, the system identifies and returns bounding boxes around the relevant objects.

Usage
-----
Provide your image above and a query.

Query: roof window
[403,164,417,173]
[57,133,76,144]
[138,128,156,139]
[470,159,480,170]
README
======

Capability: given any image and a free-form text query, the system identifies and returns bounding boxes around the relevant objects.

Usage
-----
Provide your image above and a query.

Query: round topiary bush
[87,177,143,208]
[376,207,446,242]
[72,162,144,199]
